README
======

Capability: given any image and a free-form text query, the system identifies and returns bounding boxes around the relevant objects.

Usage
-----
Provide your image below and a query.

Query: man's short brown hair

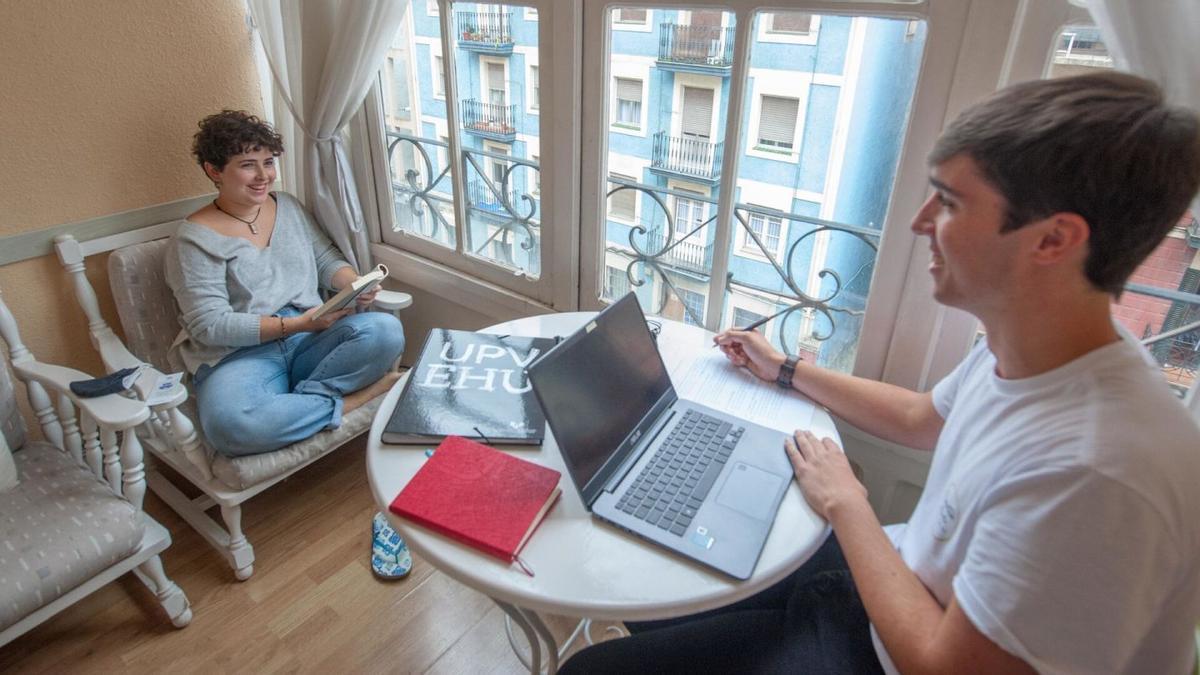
[192,110,284,172]
[931,72,1200,296]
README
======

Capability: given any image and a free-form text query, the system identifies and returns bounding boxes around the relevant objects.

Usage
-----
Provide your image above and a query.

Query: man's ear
[1031,212,1090,265]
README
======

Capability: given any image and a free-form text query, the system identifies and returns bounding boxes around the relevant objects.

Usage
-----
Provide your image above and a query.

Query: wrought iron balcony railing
[456,10,513,51]
[467,178,516,214]
[651,132,723,181]
[657,23,735,69]
[461,99,518,139]
[605,177,880,349]
[385,131,540,276]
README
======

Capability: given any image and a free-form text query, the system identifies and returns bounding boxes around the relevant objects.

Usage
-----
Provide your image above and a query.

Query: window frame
[355,0,1031,389]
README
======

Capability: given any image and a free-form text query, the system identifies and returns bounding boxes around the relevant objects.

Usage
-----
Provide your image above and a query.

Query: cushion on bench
[0,442,144,632]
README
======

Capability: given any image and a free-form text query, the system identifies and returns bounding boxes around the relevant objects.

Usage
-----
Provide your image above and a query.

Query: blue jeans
[559,534,884,674]
[194,308,405,457]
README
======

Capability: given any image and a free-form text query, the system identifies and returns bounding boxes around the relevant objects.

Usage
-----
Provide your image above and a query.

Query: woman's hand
[785,430,868,521]
[713,329,786,383]
[355,286,380,308]
[298,306,352,332]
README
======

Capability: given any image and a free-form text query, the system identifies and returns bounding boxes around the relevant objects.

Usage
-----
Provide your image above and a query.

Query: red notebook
[389,436,562,568]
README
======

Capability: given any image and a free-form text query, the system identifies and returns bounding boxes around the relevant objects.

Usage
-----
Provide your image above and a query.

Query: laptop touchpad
[716,463,785,522]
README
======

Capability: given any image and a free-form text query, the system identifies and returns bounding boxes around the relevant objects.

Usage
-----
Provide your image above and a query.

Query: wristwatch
[776,354,800,389]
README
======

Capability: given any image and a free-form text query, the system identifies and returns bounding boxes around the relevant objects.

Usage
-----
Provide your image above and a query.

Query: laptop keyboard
[615,410,744,537]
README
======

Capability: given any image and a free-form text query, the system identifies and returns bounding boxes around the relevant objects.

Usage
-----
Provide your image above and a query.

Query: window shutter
[682,87,713,138]
[487,63,505,91]
[771,12,814,34]
[616,77,642,103]
[610,174,637,219]
[758,96,798,146]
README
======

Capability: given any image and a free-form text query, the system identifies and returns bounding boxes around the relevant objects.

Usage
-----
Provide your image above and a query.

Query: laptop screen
[528,293,674,498]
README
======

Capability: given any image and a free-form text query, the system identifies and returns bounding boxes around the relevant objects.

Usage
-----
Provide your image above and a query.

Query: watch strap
[776,354,800,389]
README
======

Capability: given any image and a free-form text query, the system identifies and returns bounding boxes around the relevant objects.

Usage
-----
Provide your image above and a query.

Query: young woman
[165,110,404,457]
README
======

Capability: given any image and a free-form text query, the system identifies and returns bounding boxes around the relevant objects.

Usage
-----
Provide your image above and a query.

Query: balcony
[650,132,723,183]
[456,10,513,54]
[467,179,514,215]
[656,23,734,74]
[461,99,518,141]
[646,229,713,275]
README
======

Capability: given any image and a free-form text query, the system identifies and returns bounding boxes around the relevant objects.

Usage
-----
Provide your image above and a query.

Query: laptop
[527,292,794,579]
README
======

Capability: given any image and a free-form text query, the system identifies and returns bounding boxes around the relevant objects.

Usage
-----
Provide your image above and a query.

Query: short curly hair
[192,110,284,171]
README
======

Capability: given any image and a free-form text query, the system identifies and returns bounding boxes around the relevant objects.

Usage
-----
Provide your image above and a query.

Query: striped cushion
[0,442,143,632]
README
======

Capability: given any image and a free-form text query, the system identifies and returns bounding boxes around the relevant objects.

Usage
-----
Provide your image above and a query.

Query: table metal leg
[496,598,542,674]
[521,608,559,674]
[494,598,632,674]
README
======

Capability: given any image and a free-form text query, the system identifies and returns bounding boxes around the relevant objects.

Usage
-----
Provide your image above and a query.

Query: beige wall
[0,0,262,375]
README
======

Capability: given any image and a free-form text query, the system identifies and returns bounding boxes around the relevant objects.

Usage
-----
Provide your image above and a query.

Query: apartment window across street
[615,8,647,24]
[747,211,783,256]
[757,95,798,151]
[433,55,445,97]
[768,13,814,35]
[605,265,631,300]
[614,77,642,129]
[733,307,767,331]
[679,288,706,327]
[609,173,637,221]
[530,65,539,110]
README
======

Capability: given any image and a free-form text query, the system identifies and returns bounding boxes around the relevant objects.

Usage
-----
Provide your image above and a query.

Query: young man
[562,72,1200,673]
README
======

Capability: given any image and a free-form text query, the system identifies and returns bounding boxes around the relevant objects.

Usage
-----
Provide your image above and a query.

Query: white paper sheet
[664,344,817,434]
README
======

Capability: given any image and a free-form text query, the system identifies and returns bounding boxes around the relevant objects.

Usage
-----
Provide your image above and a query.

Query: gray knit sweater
[164,192,352,373]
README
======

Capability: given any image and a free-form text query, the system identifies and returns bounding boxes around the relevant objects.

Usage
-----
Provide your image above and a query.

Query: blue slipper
[372,511,412,579]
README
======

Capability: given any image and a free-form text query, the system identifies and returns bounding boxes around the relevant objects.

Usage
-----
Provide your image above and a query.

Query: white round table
[366,313,835,672]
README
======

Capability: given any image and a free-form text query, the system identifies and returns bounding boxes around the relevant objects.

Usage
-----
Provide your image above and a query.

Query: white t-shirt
[872,336,1200,674]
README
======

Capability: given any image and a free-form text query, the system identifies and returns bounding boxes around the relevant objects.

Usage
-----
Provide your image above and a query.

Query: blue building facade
[384,3,924,369]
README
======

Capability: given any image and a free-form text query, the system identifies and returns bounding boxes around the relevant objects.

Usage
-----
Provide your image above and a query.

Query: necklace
[213,199,262,235]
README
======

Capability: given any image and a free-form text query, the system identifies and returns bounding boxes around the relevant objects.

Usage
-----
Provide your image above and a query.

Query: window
[531,154,541,194]
[605,265,631,300]
[486,61,506,106]
[426,0,438,17]
[768,13,814,35]
[679,288,706,327]
[758,12,820,45]
[746,212,784,257]
[614,77,642,129]
[733,307,767,331]
[530,65,540,111]
[757,95,799,151]
[609,173,637,221]
[615,8,647,23]
[366,1,1014,387]
[433,55,445,98]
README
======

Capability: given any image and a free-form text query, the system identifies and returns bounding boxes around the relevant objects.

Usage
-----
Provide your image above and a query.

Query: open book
[311,264,388,319]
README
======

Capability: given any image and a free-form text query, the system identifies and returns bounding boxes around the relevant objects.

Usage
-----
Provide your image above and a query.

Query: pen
[711,313,773,348]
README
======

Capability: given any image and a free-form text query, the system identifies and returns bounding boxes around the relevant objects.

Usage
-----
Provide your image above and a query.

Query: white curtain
[1088,0,1200,416]
[248,0,405,273]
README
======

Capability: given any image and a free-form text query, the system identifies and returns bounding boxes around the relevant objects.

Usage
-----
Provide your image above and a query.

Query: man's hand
[713,329,786,383]
[785,429,867,520]
[300,305,353,332]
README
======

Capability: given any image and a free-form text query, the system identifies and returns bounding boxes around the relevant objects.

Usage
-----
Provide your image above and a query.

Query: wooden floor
[0,438,621,673]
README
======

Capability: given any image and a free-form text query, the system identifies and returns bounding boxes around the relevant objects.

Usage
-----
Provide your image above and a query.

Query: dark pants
[560,534,884,674]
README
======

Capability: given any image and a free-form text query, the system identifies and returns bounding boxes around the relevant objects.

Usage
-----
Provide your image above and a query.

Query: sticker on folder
[690,526,714,550]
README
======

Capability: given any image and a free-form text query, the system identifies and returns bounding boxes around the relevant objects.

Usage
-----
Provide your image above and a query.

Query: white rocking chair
[0,288,191,646]
[55,227,410,581]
